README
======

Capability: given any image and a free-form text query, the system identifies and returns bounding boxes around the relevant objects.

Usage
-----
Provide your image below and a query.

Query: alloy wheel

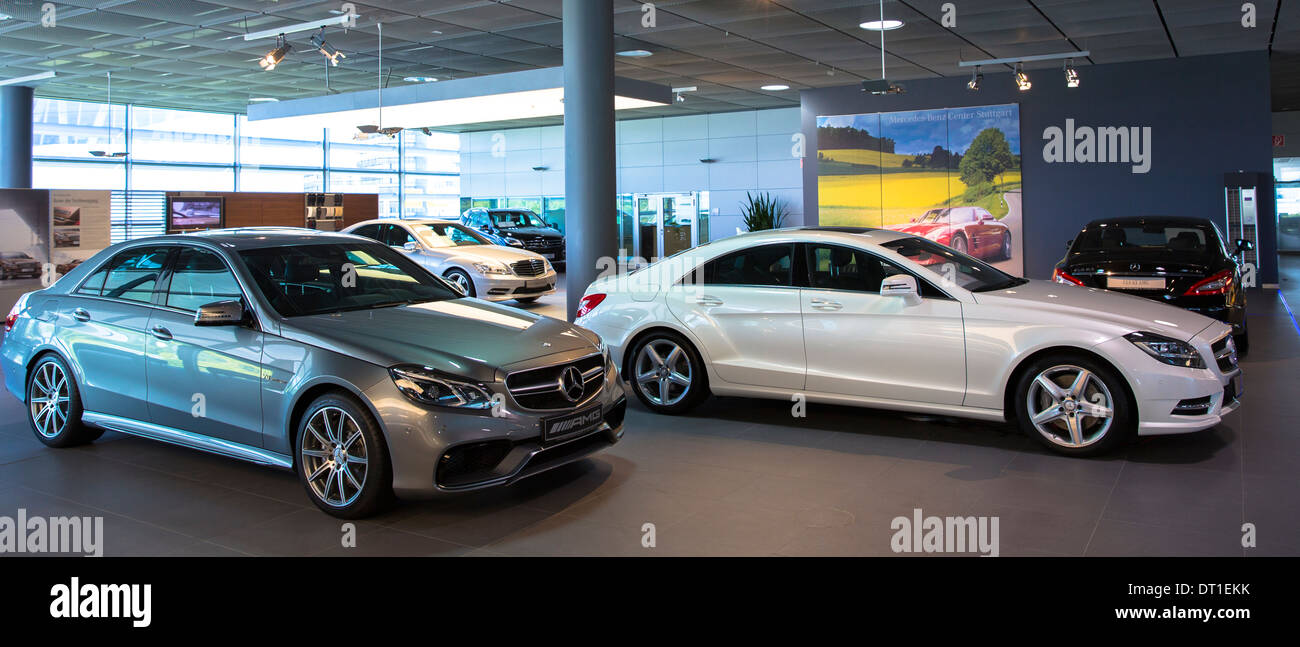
[635,339,692,407]
[447,272,470,293]
[952,236,968,254]
[1025,364,1114,448]
[301,406,369,508]
[30,362,70,439]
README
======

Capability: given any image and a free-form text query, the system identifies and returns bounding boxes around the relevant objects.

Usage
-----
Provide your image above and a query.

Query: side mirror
[402,241,418,252]
[1066,239,1074,250]
[195,300,245,326]
[880,274,922,306]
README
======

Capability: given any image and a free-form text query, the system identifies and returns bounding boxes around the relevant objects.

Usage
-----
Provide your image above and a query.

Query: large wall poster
[816,103,1024,276]
[50,190,112,278]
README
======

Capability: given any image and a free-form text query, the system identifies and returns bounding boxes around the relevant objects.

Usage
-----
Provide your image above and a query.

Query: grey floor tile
[1086,519,1243,557]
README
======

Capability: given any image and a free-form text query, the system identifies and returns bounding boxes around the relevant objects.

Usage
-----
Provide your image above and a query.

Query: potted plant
[740,192,789,232]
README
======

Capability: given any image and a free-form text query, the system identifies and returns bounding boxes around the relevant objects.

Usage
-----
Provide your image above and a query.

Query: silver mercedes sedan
[1,228,627,518]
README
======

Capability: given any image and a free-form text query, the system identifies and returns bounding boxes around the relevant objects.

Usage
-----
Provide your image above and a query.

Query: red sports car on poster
[886,206,1012,261]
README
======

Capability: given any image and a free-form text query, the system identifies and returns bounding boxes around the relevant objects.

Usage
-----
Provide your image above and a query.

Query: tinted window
[703,244,794,287]
[239,242,459,317]
[165,248,243,312]
[883,237,1023,293]
[1073,222,1219,254]
[383,225,416,247]
[100,247,170,303]
[75,263,110,296]
[350,224,380,242]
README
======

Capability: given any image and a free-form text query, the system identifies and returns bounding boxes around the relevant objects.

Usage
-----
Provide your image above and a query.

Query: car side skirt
[706,383,1006,422]
[82,411,293,469]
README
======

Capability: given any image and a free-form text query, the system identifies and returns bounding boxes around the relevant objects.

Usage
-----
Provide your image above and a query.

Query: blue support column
[0,85,35,188]
[562,0,617,321]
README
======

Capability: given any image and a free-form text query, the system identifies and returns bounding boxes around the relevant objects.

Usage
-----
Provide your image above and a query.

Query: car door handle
[695,295,724,307]
[150,326,173,341]
[71,308,91,322]
[810,298,843,311]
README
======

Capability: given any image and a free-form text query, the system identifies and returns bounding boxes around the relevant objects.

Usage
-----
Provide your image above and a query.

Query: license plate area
[1107,276,1165,290]
[543,406,603,443]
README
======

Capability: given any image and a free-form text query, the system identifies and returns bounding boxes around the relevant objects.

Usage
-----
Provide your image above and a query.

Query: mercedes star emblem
[1129,263,1141,271]
[560,366,584,402]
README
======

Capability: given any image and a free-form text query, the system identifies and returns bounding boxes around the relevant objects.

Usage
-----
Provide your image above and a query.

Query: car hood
[496,227,561,239]
[1,257,39,266]
[972,279,1217,341]
[887,222,949,236]
[279,299,599,380]
[418,245,544,264]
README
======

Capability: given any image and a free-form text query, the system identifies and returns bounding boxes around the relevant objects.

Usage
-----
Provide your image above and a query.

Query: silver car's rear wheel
[635,339,693,407]
[300,406,369,508]
[30,361,70,439]
[1025,364,1114,449]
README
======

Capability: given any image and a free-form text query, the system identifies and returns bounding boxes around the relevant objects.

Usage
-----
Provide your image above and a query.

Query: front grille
[437,440,513,487]
[523,238,561,250]
[1211,335,1238,372]
[511,259,546,277]
[506,353,605,410]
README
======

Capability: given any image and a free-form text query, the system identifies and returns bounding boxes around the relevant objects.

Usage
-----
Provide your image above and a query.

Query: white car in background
[575,227,1243,456]
[343,219,557,303]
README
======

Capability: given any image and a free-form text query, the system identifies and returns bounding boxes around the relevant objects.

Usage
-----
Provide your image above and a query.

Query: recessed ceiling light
[249,97,279,102]
[403,76,437,83]
[616,49,653,58]
[761,84,790,91]
[859,19,904,31]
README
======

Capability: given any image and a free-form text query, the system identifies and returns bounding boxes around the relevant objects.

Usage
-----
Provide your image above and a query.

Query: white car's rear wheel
[1014,354,1134,456]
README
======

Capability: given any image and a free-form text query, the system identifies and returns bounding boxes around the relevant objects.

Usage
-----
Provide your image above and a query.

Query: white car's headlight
[473,262,510,276]
[1124,332,1206,369]
[390,366,495,409]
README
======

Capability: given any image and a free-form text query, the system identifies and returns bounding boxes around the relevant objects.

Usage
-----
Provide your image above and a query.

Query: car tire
[627,331,709,414]
[1013,353,1134,457]
[443,269,476,297]
[26,354,102,448]
[515,297,539,304]
[950,233,968,255]
[295,392,393,519]
[1235,330,1250,355]
[999,231,1013,260]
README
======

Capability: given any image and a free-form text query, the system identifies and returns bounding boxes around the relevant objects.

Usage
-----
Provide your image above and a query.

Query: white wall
[459,107,803,242]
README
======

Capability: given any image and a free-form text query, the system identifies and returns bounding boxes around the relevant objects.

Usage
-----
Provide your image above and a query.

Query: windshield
[490,211,547,229]
[409,222,489,248]
[1072,222,1221,255]
[882,237,1025,293]
[240,242,459,317]
[916,209,949,223]
[0,252,33,260]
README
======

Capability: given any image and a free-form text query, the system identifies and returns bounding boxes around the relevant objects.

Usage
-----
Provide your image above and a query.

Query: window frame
[800,242,955,300]
[75,245,176,305]
[157,245,251,316]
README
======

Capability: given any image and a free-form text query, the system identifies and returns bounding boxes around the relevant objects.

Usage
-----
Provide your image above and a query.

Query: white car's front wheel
[1013,354,1134,456]
[628,332,708,414]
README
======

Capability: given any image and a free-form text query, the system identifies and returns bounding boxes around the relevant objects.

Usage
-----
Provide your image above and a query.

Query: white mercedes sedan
[343,219,557,304]
[575,227,1242,456]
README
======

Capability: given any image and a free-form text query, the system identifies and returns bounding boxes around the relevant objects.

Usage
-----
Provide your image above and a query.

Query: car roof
[1081,216,1216,228]
[126,227,365,250]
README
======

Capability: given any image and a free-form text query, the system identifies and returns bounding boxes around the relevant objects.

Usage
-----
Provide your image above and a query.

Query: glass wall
[31,97,460,241]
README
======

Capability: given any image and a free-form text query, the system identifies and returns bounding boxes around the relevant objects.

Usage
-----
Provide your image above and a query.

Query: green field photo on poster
[816,104,1024,276]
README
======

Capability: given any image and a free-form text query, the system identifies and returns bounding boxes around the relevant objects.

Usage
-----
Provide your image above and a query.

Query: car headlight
[390,366,495,409]
[1124,332,1206,369]
[505,237,524,247]
[472,262,510,276]
[543,258,554,272]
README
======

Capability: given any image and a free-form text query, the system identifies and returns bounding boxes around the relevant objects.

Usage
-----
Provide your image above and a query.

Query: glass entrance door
[631,192,704,265]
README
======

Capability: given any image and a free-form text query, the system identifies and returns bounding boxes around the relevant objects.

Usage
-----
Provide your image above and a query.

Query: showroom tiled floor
[1,264,1298,557]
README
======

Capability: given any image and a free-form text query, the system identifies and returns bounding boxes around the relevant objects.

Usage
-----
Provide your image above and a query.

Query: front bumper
[1094,329,1242,436]
[475,269,558,302]
[364,348,628,498]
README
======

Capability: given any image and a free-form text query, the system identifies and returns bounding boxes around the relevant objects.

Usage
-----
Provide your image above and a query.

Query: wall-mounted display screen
[167,197,224,230]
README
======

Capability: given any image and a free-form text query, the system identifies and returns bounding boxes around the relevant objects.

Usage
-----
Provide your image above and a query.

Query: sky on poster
[817,104,1020,156]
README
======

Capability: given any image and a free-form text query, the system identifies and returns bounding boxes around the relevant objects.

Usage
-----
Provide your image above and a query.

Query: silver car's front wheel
[30,361,70,439]
[301,406,369,508]
[1019,358,1133,454]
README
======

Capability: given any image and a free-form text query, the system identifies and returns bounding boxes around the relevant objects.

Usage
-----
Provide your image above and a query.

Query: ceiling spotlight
[616,49,653,58]
[967,65,983,91]
[248,97,279,103]
[259,34,291,71]
[1064,59,1079,88]
[859,19,904,31]
[1015,62,1031,91]
[761,84,790,91]
[311,28,345,67]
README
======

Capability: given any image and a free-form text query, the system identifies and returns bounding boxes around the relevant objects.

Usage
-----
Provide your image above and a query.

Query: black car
[1053,216,1253,350]
[0,252,42,280]
[461,208,565,267]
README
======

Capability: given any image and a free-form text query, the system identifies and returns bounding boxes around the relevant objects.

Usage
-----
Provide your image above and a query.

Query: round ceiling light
[616,49,653,58]
[403,76,438,83]
[859,19,904,31]
[248,97,279,102]
[761,84,790,91]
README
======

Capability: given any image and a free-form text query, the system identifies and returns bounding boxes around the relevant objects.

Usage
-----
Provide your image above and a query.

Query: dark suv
[461,208,565,268]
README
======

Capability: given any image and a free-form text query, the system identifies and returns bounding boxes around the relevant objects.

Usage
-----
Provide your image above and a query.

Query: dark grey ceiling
[1,0,1296,120]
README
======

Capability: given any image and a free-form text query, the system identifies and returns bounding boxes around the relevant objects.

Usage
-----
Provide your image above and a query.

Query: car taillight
[1184,270,1233,296]
[1052,268,1085,286]
[5,301,21,333]
[576,293,606,318]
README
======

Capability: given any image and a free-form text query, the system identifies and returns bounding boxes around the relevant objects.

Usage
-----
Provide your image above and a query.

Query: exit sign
[1274,135,1286,147]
